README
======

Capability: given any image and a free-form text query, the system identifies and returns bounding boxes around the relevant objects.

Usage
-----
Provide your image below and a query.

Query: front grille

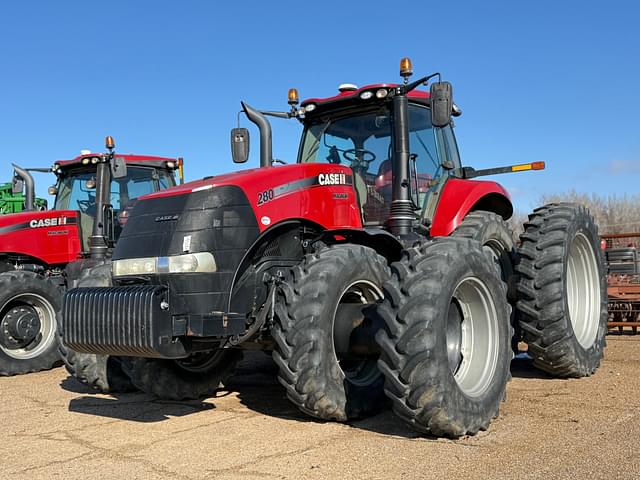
[62,285,179,358]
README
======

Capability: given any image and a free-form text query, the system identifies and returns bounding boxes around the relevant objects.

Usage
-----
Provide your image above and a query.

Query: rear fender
[320,228,403,262]
[429,179,513,237]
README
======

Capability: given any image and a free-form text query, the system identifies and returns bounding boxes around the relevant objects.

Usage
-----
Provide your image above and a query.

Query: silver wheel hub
[0,293,56,360]
[332,280,384,387]
[446,277,500,398]
[566,232,601,349]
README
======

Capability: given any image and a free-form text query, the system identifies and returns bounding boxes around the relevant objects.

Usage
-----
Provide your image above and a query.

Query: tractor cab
[50,152,180,253]
[297,85,461,226]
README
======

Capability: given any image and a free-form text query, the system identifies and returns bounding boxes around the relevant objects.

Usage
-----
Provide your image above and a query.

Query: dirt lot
[1,336,639,480]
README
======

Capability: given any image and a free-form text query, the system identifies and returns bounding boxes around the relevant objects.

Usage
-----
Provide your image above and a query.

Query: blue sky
[0,0,638,214]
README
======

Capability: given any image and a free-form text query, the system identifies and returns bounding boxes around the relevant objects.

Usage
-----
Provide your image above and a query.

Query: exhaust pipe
[387,95,414,236]
[241,101,272,168]
[12,164,35,211]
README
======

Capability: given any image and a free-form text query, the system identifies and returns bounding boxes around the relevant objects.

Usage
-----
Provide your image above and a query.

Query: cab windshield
[299,105,442,224]
[54,166,175,250]
[54,166,174,212]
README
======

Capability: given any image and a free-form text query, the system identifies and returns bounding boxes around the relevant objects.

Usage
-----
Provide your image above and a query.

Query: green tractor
[0,165,48,214]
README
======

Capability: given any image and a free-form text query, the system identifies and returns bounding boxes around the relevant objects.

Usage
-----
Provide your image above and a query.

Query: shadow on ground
[61,351,548,435]
[510,353,553,379]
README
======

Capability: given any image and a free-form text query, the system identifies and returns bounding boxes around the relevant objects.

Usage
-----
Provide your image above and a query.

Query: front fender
[429,179,513,236]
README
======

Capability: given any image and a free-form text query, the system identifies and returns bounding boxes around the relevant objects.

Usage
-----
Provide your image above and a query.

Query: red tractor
[62,59,607,437]
[0,139,180,377]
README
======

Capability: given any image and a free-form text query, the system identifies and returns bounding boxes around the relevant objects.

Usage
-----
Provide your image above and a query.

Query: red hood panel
[141,164,363,232]
[0,210,82,265]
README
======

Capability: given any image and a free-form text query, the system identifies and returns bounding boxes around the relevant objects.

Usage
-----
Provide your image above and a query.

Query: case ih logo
[318,173,347,186]
[155,215,179,222]
[29,217,69,228]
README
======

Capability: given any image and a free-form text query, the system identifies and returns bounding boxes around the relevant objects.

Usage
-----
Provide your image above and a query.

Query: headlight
[112,252,217,276]
[360,91,373,100]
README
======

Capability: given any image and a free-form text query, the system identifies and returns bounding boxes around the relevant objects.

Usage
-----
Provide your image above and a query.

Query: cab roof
[55,153,178,171]
[301,83,430,118]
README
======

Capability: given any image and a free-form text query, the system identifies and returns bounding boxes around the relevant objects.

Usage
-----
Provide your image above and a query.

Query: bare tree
[506,192,640,241]
[538,191,640,235]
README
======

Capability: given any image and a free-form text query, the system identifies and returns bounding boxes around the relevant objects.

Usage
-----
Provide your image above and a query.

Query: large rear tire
[272,244,390,421]
[0,272,62,376]
[515,203,607,377]
[56,264,135,392]
[376,238,512,437]
[121,349,242,400]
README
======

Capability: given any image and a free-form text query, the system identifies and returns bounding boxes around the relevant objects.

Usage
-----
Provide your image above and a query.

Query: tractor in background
[0,138,181,377]
[0,165,47,214]
[62,59,607,437]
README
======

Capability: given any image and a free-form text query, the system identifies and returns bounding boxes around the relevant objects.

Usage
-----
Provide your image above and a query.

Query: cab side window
[441,124,461,168]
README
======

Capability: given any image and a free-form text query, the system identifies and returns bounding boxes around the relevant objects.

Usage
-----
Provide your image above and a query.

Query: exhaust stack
[12,164,35,211]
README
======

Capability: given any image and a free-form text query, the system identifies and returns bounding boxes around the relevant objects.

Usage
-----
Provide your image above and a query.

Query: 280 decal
[257,188,275,205]
[255,173,353,207]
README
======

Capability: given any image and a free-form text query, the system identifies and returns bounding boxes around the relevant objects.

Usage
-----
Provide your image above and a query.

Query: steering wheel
[343,148,376,165]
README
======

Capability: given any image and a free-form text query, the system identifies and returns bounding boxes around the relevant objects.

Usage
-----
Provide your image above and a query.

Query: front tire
[376,238,512,438]
[515,203,607,377]
[0,271,62,376]
[121,349,242,400]
[56,263,134,392]
[272,244,390,421]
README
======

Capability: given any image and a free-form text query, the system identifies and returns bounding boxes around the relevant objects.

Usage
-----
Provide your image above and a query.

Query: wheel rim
[566,232,601,349]
[332,280,383,387]
[447,277,500,398]
[0,293,56,360]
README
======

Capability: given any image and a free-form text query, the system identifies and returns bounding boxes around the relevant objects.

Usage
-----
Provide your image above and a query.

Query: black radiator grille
[62,285,170,357]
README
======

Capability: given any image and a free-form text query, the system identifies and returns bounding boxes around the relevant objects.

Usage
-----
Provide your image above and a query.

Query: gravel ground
[1,336,639,480]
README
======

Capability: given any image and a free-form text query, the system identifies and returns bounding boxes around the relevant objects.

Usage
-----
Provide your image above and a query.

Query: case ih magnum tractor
[0,140,180,376]
[62,59,607,437]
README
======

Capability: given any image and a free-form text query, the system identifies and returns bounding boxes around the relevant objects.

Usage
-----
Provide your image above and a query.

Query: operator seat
[360,160,392,224]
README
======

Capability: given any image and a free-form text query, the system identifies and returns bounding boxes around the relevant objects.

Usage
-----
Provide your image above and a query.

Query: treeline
[508,191,640,239]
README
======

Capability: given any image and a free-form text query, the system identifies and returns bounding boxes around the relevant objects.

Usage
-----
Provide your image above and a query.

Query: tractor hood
[111,162,362,318]
[114,163,361,262]
[137,163,362,234]
[0,209,82,264]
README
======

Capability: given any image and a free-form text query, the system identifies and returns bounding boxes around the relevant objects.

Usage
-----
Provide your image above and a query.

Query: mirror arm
[261,111,293,119]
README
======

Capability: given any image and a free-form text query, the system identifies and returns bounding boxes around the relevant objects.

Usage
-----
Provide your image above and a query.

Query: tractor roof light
[52,163,60,172]
[288,88,299,106]
[375,88,388,99]
[91,157,99,164]
[400,57,413,82]
[166,161,176,169]
[360,91,373,100]
[303,103,316,113]
[81,158,90,165]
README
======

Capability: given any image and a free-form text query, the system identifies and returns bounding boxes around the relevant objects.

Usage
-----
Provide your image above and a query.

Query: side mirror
[12,177,24,194]
[111,156,127,179]
[231,128,250,164]
[430,81,453,127]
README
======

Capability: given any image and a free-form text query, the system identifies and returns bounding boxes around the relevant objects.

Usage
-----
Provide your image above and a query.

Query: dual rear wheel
[273,204,606,437]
